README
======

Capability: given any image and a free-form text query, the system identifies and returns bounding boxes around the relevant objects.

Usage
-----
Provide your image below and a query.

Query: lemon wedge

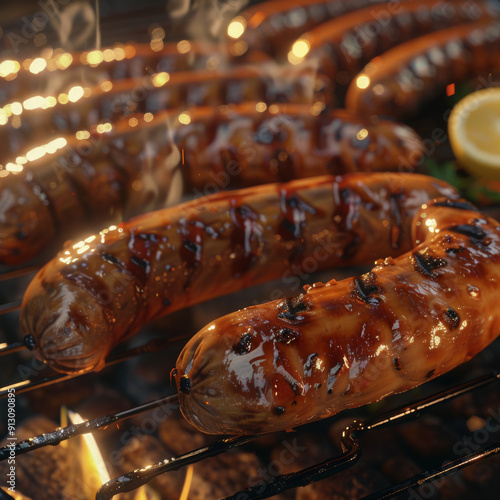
[448,88,500,180]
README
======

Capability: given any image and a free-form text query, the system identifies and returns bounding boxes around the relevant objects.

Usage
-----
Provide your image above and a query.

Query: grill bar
[223,424,363,500]
[0,265,39,282]
[0,341,25,356]
[0,300,21,315]
[0,394,179,461]
[95,370,500,500]
[96,435,258,499]
[362,441,500,500]
[0,334,189,398]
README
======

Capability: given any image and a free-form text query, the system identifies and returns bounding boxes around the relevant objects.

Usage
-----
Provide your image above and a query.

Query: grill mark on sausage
[273,406,286,416]
[444,307,460,329]
[102,252,121,266]
[451,224,487,243]
[280,218,297,235]
[433,200,479,212]
[276,328,300,344]
[352,272,381,304]
[233,333,253,355]
[183,239,201,255]
[130,255,149,272]
[445,246,465,255]
[278,294,310,321]
[412,250,447,278]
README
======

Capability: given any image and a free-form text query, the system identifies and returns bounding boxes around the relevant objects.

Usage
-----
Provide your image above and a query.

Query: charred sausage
[175,199,500,434]
[345,20,500,119]
[20,173,459,373]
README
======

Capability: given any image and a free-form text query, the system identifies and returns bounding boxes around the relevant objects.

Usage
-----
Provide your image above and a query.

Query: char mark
[183,239,201,253]
[278,294,310,321]
[274,406,286,416]
[445,246,465,255]
[102,252,120,266]
[433,200,479,212]
[276,328,300,344]
[393,358,402,371]
[426,369,436,379]
[353,272,381,305]
[450,224,487,243]
[179,376,191,395]
[130,255,149,272]
[443,307,460,329]
[412,250,447,278]
[233,333,253,355]
[280,218,297,235]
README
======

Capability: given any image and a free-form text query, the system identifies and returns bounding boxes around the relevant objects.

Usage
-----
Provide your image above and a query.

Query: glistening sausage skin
[175,199,500,434]
[20,173,458,373]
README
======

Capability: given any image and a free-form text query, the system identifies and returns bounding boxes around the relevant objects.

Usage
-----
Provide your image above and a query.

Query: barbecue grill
[2,1,500,499]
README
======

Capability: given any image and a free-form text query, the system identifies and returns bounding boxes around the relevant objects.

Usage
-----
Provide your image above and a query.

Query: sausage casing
[0,64,324,160]
[176,103,425,188]
[297,0,496,100]
[175,199,500,434]
[20,173,458,373]
[226,0,389,61]
[0,41,229,108]
[0,116,179,265]
[1,103,425,265]
[345,20,500,119]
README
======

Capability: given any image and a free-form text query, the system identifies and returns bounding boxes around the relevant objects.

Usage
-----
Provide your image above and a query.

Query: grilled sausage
[226,0,390,61]
[345,20,500,119]
[294,0,496,101]
[176,102,426,188]
[20,173,459,373]
[0,115,179,266]
[0,102,425,265]
[0,41,229,107]
[175,199,500,435]
[0,64,325,161]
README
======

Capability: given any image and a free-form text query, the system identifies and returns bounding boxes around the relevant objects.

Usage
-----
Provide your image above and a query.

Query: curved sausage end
[21,279,111,374]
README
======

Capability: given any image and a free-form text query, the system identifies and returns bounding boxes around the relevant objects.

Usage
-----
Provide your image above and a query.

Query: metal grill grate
[1,267,500,499]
